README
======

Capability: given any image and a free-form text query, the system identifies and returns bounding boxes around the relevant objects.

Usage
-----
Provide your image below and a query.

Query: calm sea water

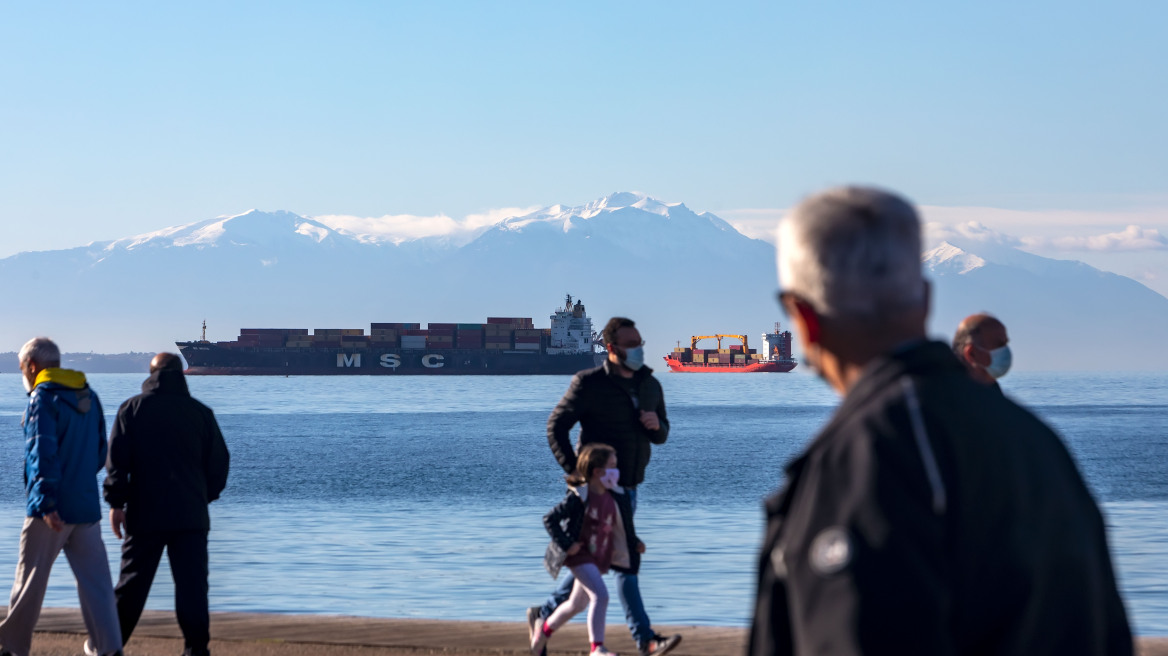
[0,371,1165,634]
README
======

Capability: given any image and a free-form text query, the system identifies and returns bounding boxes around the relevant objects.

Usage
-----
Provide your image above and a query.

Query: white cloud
[919,205,1168,229]
[312,206,540,245]
[717,204,1168,251]
[924,220,1023,249]
[713,203,1168,298]
[1020,225,1168,252]
[715,208,784,243]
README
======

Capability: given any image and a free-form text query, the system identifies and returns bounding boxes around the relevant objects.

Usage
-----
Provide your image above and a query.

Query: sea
[0,371,1165,635]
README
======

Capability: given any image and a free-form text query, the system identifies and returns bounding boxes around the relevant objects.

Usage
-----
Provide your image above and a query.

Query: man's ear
[784,296,822,346]
[963,343,986,367]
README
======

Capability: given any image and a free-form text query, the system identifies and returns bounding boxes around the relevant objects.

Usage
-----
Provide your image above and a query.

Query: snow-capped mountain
[467,192,752,262]
[105,210,345,250]
[923,242,987,275]
[0,194,778,362]
[923,239,1168,370]
[1,193,1165,370]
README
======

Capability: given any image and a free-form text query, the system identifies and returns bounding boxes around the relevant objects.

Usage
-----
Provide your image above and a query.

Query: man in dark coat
[529,317,681,656]
[104,353,230,656]
[751,187,1132,655]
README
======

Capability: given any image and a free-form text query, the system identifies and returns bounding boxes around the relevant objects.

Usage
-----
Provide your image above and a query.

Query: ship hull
[663,357,796,373]
[178,342,601,376]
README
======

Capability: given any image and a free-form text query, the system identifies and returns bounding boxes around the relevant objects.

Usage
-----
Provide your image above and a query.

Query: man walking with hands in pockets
[530,317,682,656]
[105,353,229,656]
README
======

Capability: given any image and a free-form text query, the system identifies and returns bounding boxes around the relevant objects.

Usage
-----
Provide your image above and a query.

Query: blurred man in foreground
[952,313,1011,386]
[105,353,229,656]
[749,186,1132,655]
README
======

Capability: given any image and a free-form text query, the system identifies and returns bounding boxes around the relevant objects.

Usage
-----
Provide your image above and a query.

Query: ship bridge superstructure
[761,323,796,363]
[547,294,596,355]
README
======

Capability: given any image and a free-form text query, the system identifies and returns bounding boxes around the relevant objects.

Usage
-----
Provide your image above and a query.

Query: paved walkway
[24,608,1168,655]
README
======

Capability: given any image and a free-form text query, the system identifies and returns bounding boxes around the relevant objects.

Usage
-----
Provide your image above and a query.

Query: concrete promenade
[19,607,1168,655]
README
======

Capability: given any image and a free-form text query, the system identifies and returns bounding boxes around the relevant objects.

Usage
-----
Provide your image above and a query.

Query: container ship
[177,295,603,375]
[663,325,797,373]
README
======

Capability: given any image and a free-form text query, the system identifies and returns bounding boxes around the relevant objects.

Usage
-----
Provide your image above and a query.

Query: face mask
[599,468,620,490]
[620,346,645,371]
[984,345,1012,379]
[22,374,33,394]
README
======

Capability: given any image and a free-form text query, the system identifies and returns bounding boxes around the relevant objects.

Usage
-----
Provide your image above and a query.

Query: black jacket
[544,485,641,575]
[749,341,1132,656]
[547,360,669,488]
[104,370,230,533]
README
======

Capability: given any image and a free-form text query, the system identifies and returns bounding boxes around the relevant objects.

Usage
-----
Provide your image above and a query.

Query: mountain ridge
[2,193,1165,370]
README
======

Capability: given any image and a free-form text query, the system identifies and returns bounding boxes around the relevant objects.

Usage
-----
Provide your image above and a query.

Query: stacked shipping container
[229,316,542,352]
[671,346,764,365]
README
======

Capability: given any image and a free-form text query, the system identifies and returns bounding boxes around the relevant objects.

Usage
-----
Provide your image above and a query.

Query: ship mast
[201,320,207,342]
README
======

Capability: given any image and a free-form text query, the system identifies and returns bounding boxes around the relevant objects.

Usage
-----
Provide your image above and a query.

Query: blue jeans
[539,487,653,647]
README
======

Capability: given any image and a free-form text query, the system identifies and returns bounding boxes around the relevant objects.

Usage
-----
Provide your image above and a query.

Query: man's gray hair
[18,337,61,367]
[777,186,925,318]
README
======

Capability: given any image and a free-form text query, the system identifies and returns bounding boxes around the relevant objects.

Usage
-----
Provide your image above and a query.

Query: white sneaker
[591,646,618,656]
[83,639,122,656]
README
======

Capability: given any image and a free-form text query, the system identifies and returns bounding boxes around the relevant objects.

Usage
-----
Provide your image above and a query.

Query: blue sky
[2,2,1165,290]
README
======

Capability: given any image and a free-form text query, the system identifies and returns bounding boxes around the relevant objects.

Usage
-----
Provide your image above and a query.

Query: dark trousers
[115,529,210,656]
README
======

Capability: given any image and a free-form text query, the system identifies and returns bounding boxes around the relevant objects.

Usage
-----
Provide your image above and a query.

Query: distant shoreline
[0,351,155,374]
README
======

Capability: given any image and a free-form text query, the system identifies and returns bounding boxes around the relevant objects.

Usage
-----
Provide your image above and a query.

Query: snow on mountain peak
[923,241,986,275]
[294,221,331,243]
[577,192,680,219]
[501,192,694,231]
[89,193,740,260]
[104,210,340,251]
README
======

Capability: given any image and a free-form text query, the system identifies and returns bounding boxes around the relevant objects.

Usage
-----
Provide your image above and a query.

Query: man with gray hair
[0,338,122,656]
[749,187,1132,655]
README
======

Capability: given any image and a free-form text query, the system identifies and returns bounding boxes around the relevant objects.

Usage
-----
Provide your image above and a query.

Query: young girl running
[532,443,640,656]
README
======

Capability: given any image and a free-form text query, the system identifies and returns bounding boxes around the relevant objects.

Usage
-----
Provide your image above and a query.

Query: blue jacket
[22,368,107,523]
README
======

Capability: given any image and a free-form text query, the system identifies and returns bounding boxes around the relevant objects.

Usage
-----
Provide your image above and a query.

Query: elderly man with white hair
[0,338,122,656]
[748,187,1132,655]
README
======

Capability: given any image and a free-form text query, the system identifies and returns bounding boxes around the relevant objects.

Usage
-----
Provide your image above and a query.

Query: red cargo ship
[663,324,797,373]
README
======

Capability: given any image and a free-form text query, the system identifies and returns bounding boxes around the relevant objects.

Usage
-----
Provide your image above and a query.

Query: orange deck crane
[691,334,749,351]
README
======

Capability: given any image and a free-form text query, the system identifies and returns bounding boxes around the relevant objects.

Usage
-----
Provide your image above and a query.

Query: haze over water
[1,371,1165,634]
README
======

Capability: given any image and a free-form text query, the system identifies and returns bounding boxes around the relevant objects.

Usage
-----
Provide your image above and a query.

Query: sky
[1,1,1166,293]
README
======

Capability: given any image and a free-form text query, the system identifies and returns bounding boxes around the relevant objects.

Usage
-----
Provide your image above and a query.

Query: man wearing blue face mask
[953,313,1012,386]
[531,317,681,656]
